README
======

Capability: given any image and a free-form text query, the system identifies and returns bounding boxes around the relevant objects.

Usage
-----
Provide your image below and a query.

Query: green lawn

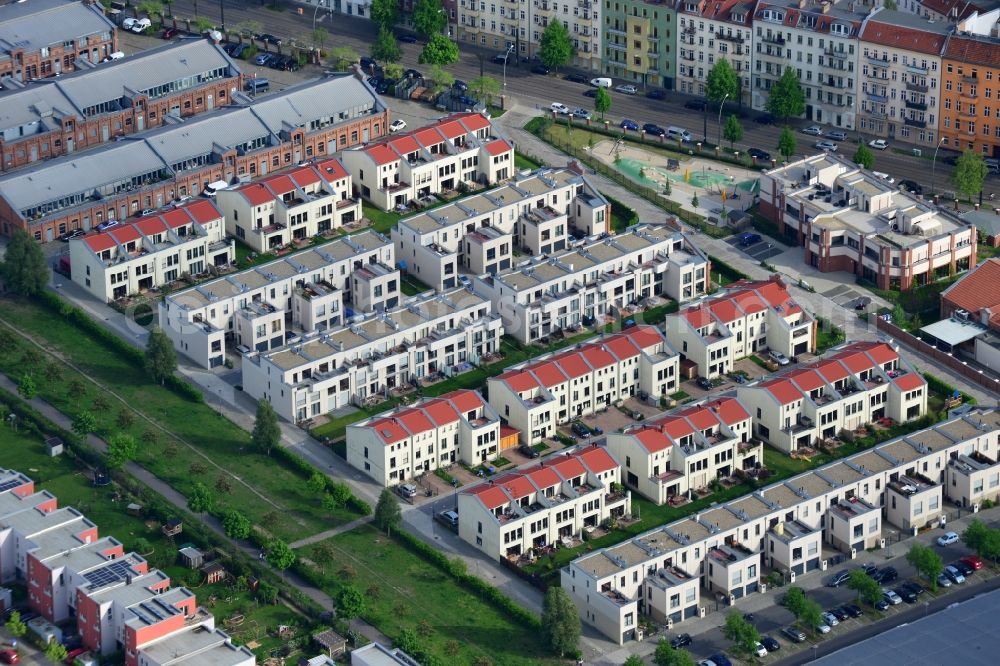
[362,204,401,235]
[0,424,306,661]
[400,274,433,296]
[0,297,362,543]
[300,525,557,665]
[514,153,544,171]
[814,317,847,353]
[977,243,999,259]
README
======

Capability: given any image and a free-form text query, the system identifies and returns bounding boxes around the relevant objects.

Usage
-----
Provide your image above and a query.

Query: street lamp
[931,137,946,200]
[717,92,730,147]
[812,645,819,662]
[312,0,330,32]
[502,44,515,89]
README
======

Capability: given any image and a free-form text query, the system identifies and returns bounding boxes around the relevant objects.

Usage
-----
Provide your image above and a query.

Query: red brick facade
[0,32,118,83]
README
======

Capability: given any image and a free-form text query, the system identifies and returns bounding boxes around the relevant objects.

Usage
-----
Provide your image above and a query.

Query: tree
[427,64,455,94]
[539,21,573,70]
[106,433,138,470]
[337,585,366,619]
[541,587,580,657]
[981,528,1000,562]
[222,509,253,539]
[724,115,744,149]
[328,481,352,507]
[962,518,989,553]
[71,410,96,441]
[370,0,400,31]
[723,610,761,659]
[706,59,739,106]
[187,482,214,514]
[44,639,68,663]
[846,569,882,607]
[266,538,296,570]
[328,46,359,71]
[5,610,26,639]
[1,229,48,296]
[470,75,501,106]
[594,87,612,120]
[137,0,164,21]
[854,143,875,170]
[43,362,63,384]
[371,27,401,64]
[800,597,823,634]
[191,16,214,33]
[307,471,327,495]
[419,34,459,66]
[906,542,944,590]
[384,62,405,81]
[954,150,988,201]
[782,587,806,617]
[144,327,177,386]
[374,488,402,535]
[778,126,797,160]
[623,657,645,666]
[654,639,696,666]
[412,0,447,40]
[17,373,36,400]
[312,542,335,565]
[116,408,134,430]
[884,0,898,9]
[251,399,281,457]
[311,28,329,50]
[766,68,806,121]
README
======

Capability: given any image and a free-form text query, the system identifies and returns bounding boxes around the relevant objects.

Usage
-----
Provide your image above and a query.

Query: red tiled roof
[182,199,223,224]
[365,143,399,166]
[434,119,467,140]
[860,20,948,55]
[368,417,410,445]
[414,127,445,148]
[160,208,193,232]
[551,351,591,379]
[237,183,275,207]
[623,325,664,350]
[859,342,898,367]
[552,456,586,480]
[134,217,168,237]
[830,348,876,374]
[761,378,802,406]
[810,358,850,384]
[893,372,926,392]
[420,399,460,427]
[264,175,295,196]
[635,428,672,453]
[498,369,539,393]
[528,466,561,490]
[684,306,715,328]
[676,277,799,328]
[397,409,435,434]
[785,368,826,394]
[707,397,751,425]
[923,0,982,21]
[471,484,509,511]
[677,404,719,432]
[580,344,617,370]
[576,445,618,474]
[499,425,520,439]
[390,134,421,155]
[499,473,535,500]
[603,334,641,362]
[944,34,1000,67]
[82,232,116,253]
[941,258,1000,319]
[729,288,768,315]
[709,298,743,323]
[289,167,321,189]
[442,389,484,415]
[484,139,512,157]
[313,157,349,182]
[532,361,568,389]
[454,112,491,132]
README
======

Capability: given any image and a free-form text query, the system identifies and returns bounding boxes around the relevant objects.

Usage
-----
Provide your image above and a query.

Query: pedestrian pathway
[288,515,372,549]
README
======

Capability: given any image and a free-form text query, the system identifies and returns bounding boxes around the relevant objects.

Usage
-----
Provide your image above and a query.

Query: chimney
[799,0,807,7]
[775,522,784,535]
[994,208,1000,215]
[975,203,980,211]
[822,2,831,13]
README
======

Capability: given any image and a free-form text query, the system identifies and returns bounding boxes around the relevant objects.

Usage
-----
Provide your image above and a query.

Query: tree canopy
[106,433,138,470]
[222,509,253,539]
[374,487,402,535]
[266,538,296,570]
[854,143,874,170]
[954,150,988,200]
[766,68,806,121]
[723,610,761,659]
[541,587,580,657]
[777,126,797,160]
[706,59,739,105]
[328,46,359,71]
[72,410,97,441]
[539,21,573,70]
[337,585,366,619]
[470,75,501,106]
[846,569,883,607]
[419,34,459,66]
[144,327,177,386]
[371,26,402,64]
[595,87,612,119]
[370,0,399,30]
[1,229,48,296]
[251,398,281,457]
[412,0,447,40]
[653,639,696,666]
[187,482,215,514]
[906,543,944,590]
[724,114,744,148]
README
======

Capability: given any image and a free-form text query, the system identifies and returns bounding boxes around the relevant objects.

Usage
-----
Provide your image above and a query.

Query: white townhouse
[563,407,1000,645]
[241,287,504,422]
[340,112,514,212]
[488,325,680,444]
[474,225,710,344]
[346,389,502,486]
[607,397,763,504]
[214,157,362,253]
[458,444,629,560]
[737,341,928,453]
[393,166,610,291]
[676,0,754,103]
[663,276,815,379]
[158,230,394,369]
[69,199,234,303]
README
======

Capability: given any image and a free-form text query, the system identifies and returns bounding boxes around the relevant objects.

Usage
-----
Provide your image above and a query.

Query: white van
[667,126,693,142]
[202,180,229,197]
[985,157,1000,174]
[590,77,612,88]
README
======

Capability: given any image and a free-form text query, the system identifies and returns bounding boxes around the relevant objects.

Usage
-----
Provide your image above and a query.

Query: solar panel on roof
[0,478,22,493]
[83,558,135,589]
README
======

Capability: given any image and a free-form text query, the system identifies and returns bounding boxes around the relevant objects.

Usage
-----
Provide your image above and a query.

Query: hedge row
[604,193,639,232]
[271,443,372,516]
[392,528,542,631]
[921,372,977,405]
[35,291,203,403]
[707,254,750,283]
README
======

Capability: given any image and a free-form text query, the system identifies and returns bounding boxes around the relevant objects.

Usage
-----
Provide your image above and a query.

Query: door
[207,94,214,110]
[102,126,109,141]
[45,228,53,242]
[29,146,37,162]
[66,137,74,153]
[137,115,144,131]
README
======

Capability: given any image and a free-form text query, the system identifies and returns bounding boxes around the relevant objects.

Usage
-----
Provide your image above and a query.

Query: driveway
[727,236,787,263]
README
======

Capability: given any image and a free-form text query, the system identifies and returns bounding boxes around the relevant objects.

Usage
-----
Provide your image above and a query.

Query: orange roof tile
[893,372,926,392]
[182,199,224,224]
[603,334,641,362]
[622,325,664,350]
[577,446,618,474]
[82,231,116,253]
[484,139,512,157]
[237,183,275,207]
[397,409,435,434]
[552,351,591,379]
[811,359,850,384]
[313,157,350,182]
[635,428,672,454]
[530,361,566,389]
[551,456,586,480]
[499,473,535,500]
[761,378,802,406]
[420,399,460,427]
[470,484,509,511]
[944,33,1000,67]
[367,417,410,445]
[365,143,399,166]
[941,258,1000,320]
[860,20,948,55]
[683,306,715,328]
[580,344,617,370]
[498,369,538,393]
[786,368,826,393]
[442,389,484,415]
[707,397,750,425]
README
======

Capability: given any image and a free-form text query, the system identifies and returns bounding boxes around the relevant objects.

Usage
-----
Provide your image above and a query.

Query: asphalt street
[153,0,1000,199]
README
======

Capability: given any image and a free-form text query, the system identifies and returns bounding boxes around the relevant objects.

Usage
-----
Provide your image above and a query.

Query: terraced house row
[564,406,1000,644]
[0,468,254,666]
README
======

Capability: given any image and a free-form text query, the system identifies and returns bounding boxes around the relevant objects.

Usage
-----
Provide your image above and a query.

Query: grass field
[0,297,361,543]
[300,525,557,665]
[0,424,306,660]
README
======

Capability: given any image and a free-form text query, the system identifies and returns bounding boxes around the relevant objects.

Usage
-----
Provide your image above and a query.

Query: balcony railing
[761,34,785,45]
[825,47,849,60]
[906,82,929,93]
[904,117,927,128]
[716,31,744,43]
[867,55,890,67]
[905,100,927,111]
[962,75,979,83]
[907,62,928,73]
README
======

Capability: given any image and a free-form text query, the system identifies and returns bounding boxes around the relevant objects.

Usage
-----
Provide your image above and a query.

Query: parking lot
[727,234,787,263]
[820,283,875,310]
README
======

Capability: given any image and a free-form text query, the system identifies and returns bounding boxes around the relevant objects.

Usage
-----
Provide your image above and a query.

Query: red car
[161,27,179,39]
[0,649,19,665]
[961,555,984,571]
[65,648,87,664]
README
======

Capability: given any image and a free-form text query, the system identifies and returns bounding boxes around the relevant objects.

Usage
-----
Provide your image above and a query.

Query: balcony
[607,27,626,37]
[716,31,744,43]
[761,34,785,45]
[962,90,978,99]
[905,100,927,111]
[904,117,927,128]
[962,75,979,84]
[867,92,888,103]
[906,81,929,93]
[822,79,849,90]
[825,47,849,60]
[867,55,890,67]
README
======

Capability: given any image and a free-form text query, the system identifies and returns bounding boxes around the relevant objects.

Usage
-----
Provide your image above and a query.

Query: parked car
[755,113,775,124]
[571,108,592,120]
[256,33,282,46]
[708,654,732,666]
[898,179,923,195]
[96,219,120,232]
[397,483,417,499]
[858,562,878,576]
[882,589,902,605]
[781,627,806,643]
[874,567,898,584]
[894,585,917,603]
[821,611,839,626]
[161,27,179,39]
[571,422,592,437]
[827,130,848,141]
[843,604,863,618]
[944,564,966,584]
[583,89,598,98]
[615,84,638,95]
[620,118,640,131]
[872,171,895,184]
[938,531,960,546]
[404,68,423,80]
[0,649,18,665]
[389,119,407,133]
[937,573,953,588]
[59,229,85,242]
[564,73,587,84]
[696,376,713,390]
[397,33,418,43]
[518,444,540,459]
[903,581,925,596]
[670,634,692,649]
[590,77,613,88]
[961,555,984,571]
[128,17,151,33]
[740,232,762,247]
[252,52,274,66]
[531,64,551,75]
[953,560,975,577]
[550,102,570,115]
[814,141,838,151]
[643,123,666,137]
[769,350,790,366]
[684,99,707,111]
[802,125,824,136]
[760,636,780,652]
[815,622,831,634]
[829,607,849,622]
[747,148,772,162]
[646,89,666,100]
[453,79,468,92]
[869,139,890,150]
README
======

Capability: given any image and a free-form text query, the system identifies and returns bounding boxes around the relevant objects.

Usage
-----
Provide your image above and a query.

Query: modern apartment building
[603,0,678,90]
[759,153,977,290]
[607,397,763,504]
[158,230,394,369]
[0,39,241,173]
[563,407,1000,645]
[664,275,815,379]
[457,0,602,71]
[473,225,710,344]
[69,199,234,302]
[241,287,504,422]
[751,1,865,129]
[136,624,255,666]
[215,157,361,252]
[940,31,1000,157]
[394,166,610,291]
[346,389,502,485]
[857,9,947,149]
[676,0,753,103]
[340,112,513,211]
[0,0,117,82]
[737,341,928,453]
[487,325,680,443]
[0,74,387,242]
[458,444,630,560]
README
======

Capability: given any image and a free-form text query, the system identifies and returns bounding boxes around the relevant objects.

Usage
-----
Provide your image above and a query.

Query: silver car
[815,141,838,152]
[827,130,848,141]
